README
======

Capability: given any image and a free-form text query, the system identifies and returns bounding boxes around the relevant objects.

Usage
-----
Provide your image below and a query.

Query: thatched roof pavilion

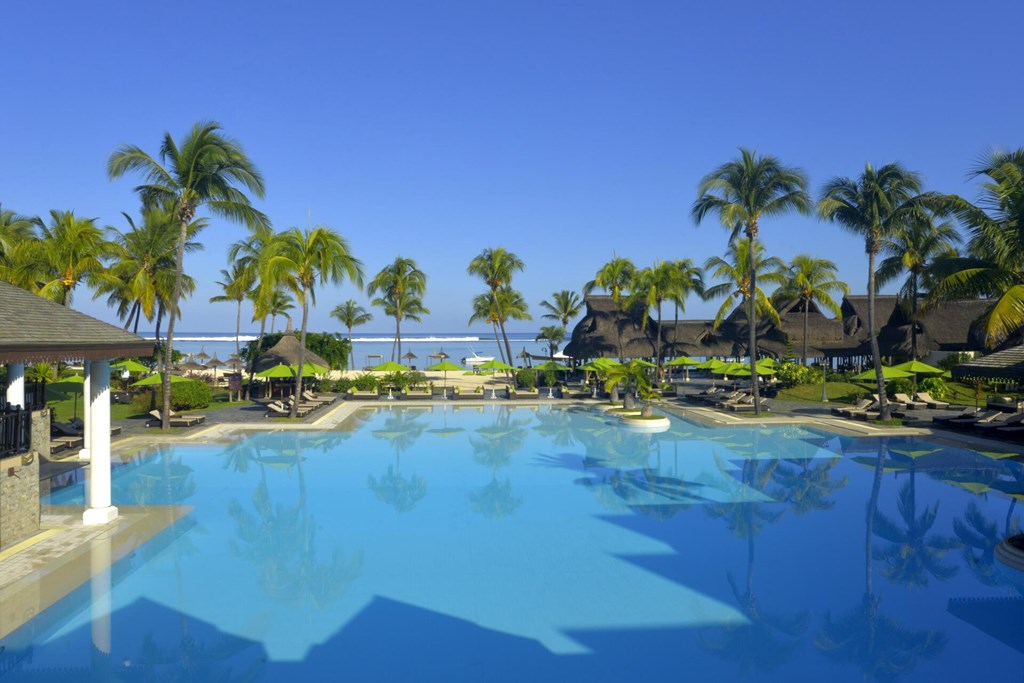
[252,332,330,372]
[563,295,660,359]
[873,299,992,357]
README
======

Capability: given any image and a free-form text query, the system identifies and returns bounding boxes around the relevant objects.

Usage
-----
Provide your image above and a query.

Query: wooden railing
[0,408,31,458]
[0,381,46,412]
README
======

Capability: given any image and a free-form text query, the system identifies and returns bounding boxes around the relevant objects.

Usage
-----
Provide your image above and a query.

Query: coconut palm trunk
[234,299,243,358]
[803,297,810,366]
[867,241,890,420]
[492,293,515,369]
[292,287,310,418]
[747,228,761,414]
[245,315,267,400]
[160,213,190,430]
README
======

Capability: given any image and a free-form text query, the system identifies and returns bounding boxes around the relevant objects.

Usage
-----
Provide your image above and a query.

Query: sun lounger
[915,392,950,409]
[932,407,980,425]
[147,410,204,428]
[266,401,312,418]
[946,410,1003,430]
[302,390,335,405]
[975,412,1024,432]
[832,399,873,417]
[894,393,928,410]
[50,435,83,453]
[728,397,769,412]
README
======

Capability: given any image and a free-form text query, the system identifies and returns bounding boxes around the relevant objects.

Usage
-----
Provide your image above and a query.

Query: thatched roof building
[564,292,1000,361]
[952,344,1024,382]
[253,332,330,372]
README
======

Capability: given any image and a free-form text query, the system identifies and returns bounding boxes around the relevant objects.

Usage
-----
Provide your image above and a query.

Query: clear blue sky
[2,0,1020,334]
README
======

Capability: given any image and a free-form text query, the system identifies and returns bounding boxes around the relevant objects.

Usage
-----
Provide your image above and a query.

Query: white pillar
[80,363,91,462]
[6,362,25,408]
[83,360,117,525]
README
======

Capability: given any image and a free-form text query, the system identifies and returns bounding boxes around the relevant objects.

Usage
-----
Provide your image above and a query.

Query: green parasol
[631,359,657,369]
[48,375,85,418]
[477,359,514,371]
[255,364,296,379]
[533,361,571,373]
[131,373,189,387]
[292,362,329,375]
[850,366,914,381]
[665,356,699,367]
[426,360,463,390]
[371,360,406,373]
[892,360,944,375]
[694,358,726,370]
[112,359,150,374]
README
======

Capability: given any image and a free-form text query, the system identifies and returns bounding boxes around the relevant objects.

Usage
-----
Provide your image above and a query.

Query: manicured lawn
[775,381,866,404]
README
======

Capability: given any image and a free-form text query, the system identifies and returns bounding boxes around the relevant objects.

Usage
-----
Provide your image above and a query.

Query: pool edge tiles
[0,504,193,642]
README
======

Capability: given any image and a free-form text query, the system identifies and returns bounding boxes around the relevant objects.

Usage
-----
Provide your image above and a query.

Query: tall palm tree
[928,148,1024,347]
[629,261,680,372]
[539,289,582,328]
[469,288,531,365]
[585,255,636,360]
[693,149,811,415]
[776,255,848,365]
[230,225,277,399]
[367,257,429,361]
[96,205,202,334]
[467,247,524,365]
[267,289,294,333]
[535,325,565,360]
[23,210,110,306]
[664,259,705,356]
[267,226,364,417]
[108,121,268,430]
[818,163,927,420]
[704,240,789,329]
[209,262,255,358]
[877,215,960,359]
[331,299,373,370]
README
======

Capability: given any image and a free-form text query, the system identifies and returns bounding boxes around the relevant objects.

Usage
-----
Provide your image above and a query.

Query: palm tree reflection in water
[468,407,528,519]
[368,411,428,513]
[228,432,363,613]
[815,438,946,678]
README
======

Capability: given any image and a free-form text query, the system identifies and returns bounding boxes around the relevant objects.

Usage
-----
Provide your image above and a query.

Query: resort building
[0,281,152,550]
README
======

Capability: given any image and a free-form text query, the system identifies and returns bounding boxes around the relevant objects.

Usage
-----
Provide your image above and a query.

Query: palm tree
[0,204,36,282]
[108,121,268,430]
[230,225,277,399]
[665,258,705,354]
[535,325,565,360]
[928,148,1024,347]
[367,257,429,361]
[877,215,960,359]
[267,226,364,417]
[468,287,531,366]
[467,247,524,365]
[776,255,848,365]
[267,289,295,333]
[209,262,254,358]
[704,240,789,329]
[539,289,582,328]
[331,299,373,370]
[586,255,636,361]
[94,205,202,334]
[818,163,928,420]
[24,210,110,306]
[694,149,811,415]
[629,261,680,373]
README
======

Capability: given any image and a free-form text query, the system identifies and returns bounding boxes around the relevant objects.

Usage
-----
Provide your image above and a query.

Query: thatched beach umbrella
[253,332,330,372]
[195,347,211,362]
[403,350,418,367]
[206,355,226,380]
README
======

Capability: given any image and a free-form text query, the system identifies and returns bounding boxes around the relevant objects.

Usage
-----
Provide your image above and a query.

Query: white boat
[462,349,495,367]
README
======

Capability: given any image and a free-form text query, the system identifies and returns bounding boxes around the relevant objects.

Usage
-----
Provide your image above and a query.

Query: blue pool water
[4,405,1024,681]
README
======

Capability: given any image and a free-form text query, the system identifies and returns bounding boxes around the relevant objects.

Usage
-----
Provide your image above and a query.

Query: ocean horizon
[146,331,555,369]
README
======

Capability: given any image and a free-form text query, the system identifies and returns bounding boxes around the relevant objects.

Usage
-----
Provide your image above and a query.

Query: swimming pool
[3,404,1024,680]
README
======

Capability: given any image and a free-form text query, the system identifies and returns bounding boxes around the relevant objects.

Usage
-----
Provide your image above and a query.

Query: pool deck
[5,389,1022,642]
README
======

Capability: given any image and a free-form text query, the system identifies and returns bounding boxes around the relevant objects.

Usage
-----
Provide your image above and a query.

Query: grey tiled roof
[953,345,1024,382]
[0,281,154,363]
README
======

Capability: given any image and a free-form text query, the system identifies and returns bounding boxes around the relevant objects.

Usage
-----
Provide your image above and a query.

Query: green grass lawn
[775,381,865,404]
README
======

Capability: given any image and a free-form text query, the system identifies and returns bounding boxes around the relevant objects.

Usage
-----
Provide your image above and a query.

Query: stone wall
[0,408,44,550]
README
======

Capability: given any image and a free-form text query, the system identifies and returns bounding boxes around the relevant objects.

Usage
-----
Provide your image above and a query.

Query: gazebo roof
[0,281,153,363]
[253,332,330,372]
[952,345,1024,382]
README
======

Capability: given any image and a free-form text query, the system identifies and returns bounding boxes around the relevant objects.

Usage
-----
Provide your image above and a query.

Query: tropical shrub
[540,368,557,387]
[352,373,380,391]
[776,362,821,388]
[168,380,212,410]
[516,368,536,390]
[885,377,913,399]
[918,377,948,400]
[937,352,972,371]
